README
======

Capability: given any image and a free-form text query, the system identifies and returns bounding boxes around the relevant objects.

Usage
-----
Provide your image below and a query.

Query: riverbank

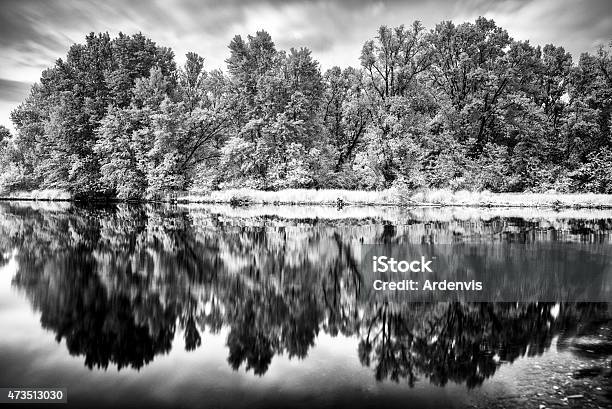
[2,188,612,208]
[0,189,71,201]
[180,188,612,209]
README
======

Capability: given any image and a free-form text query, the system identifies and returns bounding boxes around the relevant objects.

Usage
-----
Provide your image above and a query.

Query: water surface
[0,202,611,408]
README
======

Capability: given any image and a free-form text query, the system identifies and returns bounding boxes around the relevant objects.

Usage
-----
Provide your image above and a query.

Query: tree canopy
[2,19,612,198]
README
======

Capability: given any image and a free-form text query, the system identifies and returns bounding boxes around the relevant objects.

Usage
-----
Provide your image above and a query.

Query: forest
[0,17,611,200]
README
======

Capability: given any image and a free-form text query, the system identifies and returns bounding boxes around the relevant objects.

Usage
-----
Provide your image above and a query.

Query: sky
[1,0,611,131]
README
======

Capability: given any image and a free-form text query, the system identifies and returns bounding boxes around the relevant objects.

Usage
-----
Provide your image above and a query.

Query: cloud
[0,79,31,130]
[452,0,612,56]
[0,79,32,103]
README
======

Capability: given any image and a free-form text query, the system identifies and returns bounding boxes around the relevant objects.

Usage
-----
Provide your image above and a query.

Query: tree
[0,125,10,143]
[428,18,514,149]
[220,32,325,189]
[359,23,437,186]
[6,23,612,196]
[95,106,148,199]
[11,32,176,197]
[361,22,433,100]
[322,67,370,178]
[566,43,612,163]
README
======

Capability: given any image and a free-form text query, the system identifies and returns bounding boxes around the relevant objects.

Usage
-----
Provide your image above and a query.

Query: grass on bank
[180,188,612,208]
[2,187,611,208]
[0,189,71,201]
[180,188,401,206]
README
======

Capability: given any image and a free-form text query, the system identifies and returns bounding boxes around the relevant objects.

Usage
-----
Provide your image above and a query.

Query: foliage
[4,25,612,198]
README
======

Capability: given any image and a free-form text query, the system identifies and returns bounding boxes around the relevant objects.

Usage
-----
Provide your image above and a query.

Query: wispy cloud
[0,79,31,102]
[0,0,610,129]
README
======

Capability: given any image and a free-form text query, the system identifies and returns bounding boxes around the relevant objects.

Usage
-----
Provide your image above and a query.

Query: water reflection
[1,202,611,390]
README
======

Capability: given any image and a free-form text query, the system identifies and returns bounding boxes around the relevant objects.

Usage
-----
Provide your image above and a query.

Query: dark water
[0,202,611,409]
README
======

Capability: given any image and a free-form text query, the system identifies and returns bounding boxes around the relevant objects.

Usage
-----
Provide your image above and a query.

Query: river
[0,202,610,408]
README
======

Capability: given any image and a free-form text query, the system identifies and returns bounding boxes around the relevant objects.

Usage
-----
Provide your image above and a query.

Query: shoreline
[1,188,612,209]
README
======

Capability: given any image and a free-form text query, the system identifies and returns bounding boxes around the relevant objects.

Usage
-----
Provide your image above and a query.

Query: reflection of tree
[1,203,610,386]
[357,302,564,387]
[225,280,322,374]
[321,233,362,337]
[13,254,176,370]
[227,297,277,375]
[181,293,202,351]
[198,295,224,335]
[0,251,10,269]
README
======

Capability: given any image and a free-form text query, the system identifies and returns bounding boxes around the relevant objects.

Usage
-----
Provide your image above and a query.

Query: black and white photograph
[0,0,611,408]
